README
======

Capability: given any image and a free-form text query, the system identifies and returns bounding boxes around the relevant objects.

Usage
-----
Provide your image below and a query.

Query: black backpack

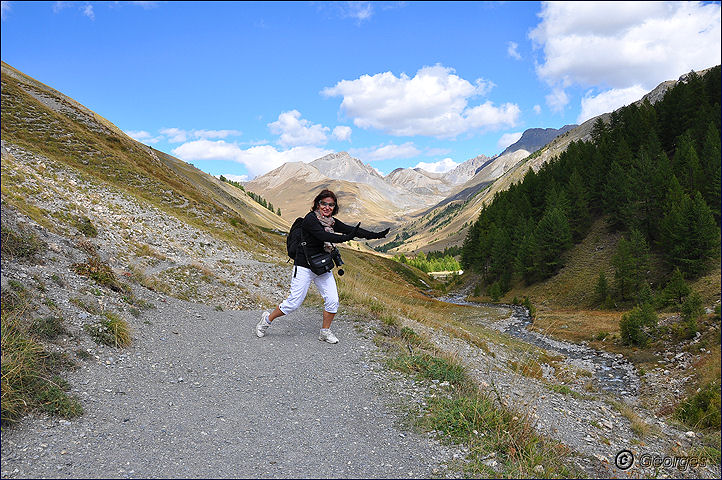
[286,217,305,260]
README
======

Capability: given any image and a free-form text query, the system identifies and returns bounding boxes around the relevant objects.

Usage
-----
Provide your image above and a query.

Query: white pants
[279,266,339,314]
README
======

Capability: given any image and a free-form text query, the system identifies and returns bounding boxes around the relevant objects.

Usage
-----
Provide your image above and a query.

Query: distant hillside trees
[394,252,461,273]
[462,67,721,298]
[219,175,281,216]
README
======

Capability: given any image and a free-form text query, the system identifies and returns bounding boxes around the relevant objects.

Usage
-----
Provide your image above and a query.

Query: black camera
[331,248,345,276]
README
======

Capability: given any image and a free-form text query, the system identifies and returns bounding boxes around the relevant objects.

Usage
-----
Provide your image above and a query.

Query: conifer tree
[680,192,720,276]
[612,228,650,301]
[673,133,704,194]
[534,207,572,279]
[604,161,635,230]
[701,123,721,222]
[567,169,592,241]
[663,267,691,306]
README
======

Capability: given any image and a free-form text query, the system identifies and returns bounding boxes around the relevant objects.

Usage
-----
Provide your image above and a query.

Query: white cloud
[53,2,72,13]
[322,64,518,138]
[172,139,331,177]
[533,104,542,114]
[160,127,188,143]
[332,125,352,142]
[159,128,242,143]
[545,87,569,113]
[349,142,421,162]
[83,3,94,20]
[1,1,11,20]
[530,1,721,110]
[414,157,459,174]
[507,41,522,60]
[125,130,161,144]
[218,174,248,182]
[577,85,647,123]
[193,129,242,139]
[127,1,160,9]
[497,132,523,150]
[268,110,329,147]
[342,1,373,22]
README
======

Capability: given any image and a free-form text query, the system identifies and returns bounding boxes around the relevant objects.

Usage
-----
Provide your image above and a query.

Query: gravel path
[1,298,461,479]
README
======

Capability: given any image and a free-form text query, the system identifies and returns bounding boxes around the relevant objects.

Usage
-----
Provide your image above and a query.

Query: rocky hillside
[0,62,288,235]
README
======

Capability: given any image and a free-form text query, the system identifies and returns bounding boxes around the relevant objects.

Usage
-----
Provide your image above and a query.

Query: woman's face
[318,196,335,217]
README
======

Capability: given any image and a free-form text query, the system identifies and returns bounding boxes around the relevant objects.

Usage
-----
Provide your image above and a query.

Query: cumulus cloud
[268,110,329,147]
[160,127,188,143]
[125,130,161,144]
[545,87,569,113]
[218,173,248,182]
[533,104,542,115]
[322,64,519,138]
[507,41,522,60]
[159,128,242,143]
[172,139,331,178]
[193,129,242,139]
[349,142,421,162]
[414,158,459,174]
[497,131,523,150]
[577,85,648,123]
[530,1,721,112]
[332,125,352,142]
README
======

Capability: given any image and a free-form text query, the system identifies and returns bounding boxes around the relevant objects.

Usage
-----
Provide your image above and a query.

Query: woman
[256,189,389,344]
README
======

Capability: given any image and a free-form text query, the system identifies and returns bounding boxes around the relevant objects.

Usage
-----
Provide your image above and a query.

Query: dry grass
[529,308,622,345]
[609,399,657,438]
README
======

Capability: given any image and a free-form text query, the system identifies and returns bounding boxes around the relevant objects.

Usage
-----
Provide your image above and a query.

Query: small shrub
[75,349,92,361]
[595,331,610,341]
[388,353,468,387]
[619,303,657,347]
[72,257,127,292]
[30,316,69,340]
[487,281,502,302]
[1,225,45,259]
[674,382,721,430]
[84,312,131,348]
[74,215,97,237]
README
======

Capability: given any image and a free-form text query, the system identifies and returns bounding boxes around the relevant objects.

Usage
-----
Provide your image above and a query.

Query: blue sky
[2,1,720,181]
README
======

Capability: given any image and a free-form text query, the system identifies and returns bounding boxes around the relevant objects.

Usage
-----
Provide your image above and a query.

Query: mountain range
[244,124,575,230]
[245,67,715,254]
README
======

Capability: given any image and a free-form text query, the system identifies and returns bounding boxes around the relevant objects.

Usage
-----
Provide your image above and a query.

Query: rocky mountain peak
[501,125,577,156]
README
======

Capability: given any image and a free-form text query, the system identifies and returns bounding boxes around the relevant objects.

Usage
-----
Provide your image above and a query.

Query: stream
[438,293,639,399]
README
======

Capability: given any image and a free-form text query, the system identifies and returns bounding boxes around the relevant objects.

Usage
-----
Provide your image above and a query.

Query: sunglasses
[319,201,336,208]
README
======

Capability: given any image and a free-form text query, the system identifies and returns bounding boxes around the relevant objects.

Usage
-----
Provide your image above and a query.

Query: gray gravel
[1,299,461,479]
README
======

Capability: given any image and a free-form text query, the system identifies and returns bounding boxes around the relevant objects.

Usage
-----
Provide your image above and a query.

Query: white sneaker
[319,328,338,344]
[256,311,271,337]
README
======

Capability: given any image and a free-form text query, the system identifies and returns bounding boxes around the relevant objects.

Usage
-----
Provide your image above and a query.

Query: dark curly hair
[311,189,339,216]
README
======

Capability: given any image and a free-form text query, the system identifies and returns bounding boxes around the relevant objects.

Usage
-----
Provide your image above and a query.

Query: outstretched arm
[334,219,390,240]
[304,215,359,243]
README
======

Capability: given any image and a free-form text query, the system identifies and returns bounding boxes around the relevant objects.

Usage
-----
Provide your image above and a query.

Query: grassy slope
[1,62,286,252]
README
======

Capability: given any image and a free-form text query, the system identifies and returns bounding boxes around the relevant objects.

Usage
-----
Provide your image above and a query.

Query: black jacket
[295,211,377,269]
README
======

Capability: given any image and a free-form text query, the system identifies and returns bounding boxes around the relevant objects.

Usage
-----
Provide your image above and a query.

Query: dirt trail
[1,298,461,479]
